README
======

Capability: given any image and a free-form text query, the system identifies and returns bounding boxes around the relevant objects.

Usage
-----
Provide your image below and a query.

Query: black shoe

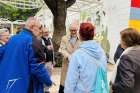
[58,85,64,93]
[45,92,50,93]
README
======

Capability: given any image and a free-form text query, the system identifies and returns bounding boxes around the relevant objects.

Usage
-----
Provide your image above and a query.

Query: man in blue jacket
[0,17,52,93]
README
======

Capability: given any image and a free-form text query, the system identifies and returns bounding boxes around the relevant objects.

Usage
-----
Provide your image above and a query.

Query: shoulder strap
[80,48,109,93]
[80,48,100,67]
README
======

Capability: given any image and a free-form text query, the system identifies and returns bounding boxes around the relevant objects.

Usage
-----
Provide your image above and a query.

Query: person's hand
[110,81,113,93]
[53,61,56,67]
[52,82,56,86]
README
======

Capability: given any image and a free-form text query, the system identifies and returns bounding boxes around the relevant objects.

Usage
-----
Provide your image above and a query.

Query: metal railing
[0,0,43,9]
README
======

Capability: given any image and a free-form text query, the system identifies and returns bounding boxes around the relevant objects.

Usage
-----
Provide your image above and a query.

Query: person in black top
[114,44,124,63]
[41,27,54,93]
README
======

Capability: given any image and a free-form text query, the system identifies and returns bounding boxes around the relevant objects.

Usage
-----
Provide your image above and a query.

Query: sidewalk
[50,68,61,93]
[50,63,114,93]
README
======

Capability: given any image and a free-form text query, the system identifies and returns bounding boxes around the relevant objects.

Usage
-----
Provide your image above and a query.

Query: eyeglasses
[70,29,77,31]
[0,35,9,36]
[39,25,42,30]
[33,24,42,30]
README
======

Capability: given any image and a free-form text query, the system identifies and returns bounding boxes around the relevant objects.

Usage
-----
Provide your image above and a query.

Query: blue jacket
[0,28,52,93]
[64,40,107,93]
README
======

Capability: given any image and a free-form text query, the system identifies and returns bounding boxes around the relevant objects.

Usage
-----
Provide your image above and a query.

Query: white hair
[0,28,8,34]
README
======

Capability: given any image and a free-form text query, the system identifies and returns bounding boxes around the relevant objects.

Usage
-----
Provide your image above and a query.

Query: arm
[112,55,136,93]
[59,37,70,59]
[64,54,79,93]
[28,43,52,87]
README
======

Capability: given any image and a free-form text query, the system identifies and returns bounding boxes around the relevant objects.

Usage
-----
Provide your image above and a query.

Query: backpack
[93,64,109,93]
[81,48,109,93]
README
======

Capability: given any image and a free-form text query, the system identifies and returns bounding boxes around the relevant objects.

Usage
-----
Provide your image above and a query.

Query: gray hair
[0,28,8,34]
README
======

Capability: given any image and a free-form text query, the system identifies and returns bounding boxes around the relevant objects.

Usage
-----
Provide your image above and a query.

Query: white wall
[103,0,131,63]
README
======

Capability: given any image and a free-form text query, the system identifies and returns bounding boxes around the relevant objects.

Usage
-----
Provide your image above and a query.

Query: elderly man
[58,23,80,93]
[0,28,10,46]
[41,27,54,93]
[42,27,54,74]
[0,17,52,93]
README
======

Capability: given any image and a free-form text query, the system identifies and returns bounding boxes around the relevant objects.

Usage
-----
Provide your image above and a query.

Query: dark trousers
[59,85,64,93]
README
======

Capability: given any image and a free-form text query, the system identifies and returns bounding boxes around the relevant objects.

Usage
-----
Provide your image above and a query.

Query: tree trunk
[52,0,66,51]
[43,0,76,66]
[44,0,76,51]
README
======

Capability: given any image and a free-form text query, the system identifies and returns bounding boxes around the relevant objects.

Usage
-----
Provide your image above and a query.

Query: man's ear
[29,25,34,31]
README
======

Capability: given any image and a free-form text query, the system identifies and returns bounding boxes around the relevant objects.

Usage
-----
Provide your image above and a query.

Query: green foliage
[0,3,39,21]
[94,27,110,60]
[80,11,90,22]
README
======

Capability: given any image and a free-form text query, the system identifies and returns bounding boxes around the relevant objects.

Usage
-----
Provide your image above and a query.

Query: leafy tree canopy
[0,3,39,21]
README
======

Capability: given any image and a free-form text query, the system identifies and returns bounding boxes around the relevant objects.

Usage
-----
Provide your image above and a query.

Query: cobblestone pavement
[50,63,114,93]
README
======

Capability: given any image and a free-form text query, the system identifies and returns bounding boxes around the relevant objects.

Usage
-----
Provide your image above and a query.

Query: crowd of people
[0,17,140,93]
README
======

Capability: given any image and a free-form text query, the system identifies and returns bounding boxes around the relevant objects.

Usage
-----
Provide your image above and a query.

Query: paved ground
[50,68,61,93]
[50,63,114,93]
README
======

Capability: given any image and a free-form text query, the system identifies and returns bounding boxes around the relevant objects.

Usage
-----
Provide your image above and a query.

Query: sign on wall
[129,0,140,32]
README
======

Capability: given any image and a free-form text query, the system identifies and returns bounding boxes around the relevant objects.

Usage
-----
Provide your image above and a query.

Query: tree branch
[43,0,57,15]
[66,0,76,8]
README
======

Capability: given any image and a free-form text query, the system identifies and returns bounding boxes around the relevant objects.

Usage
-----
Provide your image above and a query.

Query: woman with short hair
[111,28,140,93]
[64,23,108,93]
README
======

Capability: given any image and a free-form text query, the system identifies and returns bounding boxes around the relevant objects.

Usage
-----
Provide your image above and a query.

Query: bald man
[58,23,81,93]
[0,17,52,93]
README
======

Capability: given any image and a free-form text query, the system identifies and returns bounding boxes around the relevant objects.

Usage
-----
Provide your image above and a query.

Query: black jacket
[114,44,124,63]
[113,46,140,93]
[41,37,53,63]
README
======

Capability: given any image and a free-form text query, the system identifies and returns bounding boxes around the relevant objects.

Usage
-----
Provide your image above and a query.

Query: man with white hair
[0,28,10,46]
[41,27,54,93]
[0,17,52,93]
[58,23,80,93]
